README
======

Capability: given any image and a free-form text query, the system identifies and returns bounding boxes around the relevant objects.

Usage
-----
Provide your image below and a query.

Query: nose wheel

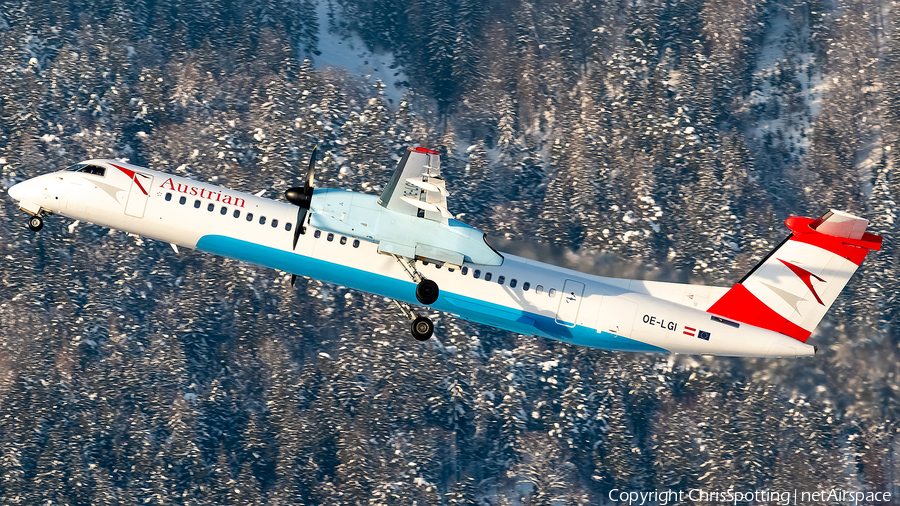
[28,215,43,232]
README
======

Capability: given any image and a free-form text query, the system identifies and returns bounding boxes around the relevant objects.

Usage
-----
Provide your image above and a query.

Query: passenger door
[124,172,153,218]
[555,279,586,327]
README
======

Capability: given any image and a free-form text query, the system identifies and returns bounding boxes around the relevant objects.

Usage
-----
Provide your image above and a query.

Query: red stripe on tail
[785,216,881,265]
[707,284,811,342]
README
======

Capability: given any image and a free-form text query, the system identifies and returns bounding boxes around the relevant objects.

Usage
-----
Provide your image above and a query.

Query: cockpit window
[66,164,106,176]
[80,165,106,176]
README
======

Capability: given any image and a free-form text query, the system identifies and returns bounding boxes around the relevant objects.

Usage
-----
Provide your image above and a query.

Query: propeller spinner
[285,145,318,286]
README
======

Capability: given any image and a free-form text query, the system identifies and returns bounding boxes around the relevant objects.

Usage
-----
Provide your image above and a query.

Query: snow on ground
[747,2,886,198]
[312,0,409,105]
[747,4,824,157]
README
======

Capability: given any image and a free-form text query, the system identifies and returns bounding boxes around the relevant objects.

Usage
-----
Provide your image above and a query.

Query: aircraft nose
[7,181,25,201]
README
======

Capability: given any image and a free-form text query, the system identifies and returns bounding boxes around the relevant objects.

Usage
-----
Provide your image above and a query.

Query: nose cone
[7,181,25,202]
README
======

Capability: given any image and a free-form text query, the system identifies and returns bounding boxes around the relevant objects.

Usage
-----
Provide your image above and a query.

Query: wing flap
[378,147,451,223]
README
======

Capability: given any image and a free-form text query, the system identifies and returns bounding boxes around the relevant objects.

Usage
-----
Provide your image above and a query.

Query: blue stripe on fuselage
[196,235,668,354]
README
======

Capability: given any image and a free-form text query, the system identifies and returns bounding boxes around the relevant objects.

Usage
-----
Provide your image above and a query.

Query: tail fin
[707,211,882,342]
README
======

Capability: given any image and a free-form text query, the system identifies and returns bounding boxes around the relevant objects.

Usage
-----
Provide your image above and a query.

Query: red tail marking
[785,216,882,266]
[708,284,811,342]
[778,259,825,305]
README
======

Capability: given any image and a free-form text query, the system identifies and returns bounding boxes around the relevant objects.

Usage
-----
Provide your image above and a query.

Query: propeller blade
[287,146,318,250]
[305,145,317,189]
[291,273,297,287]
[292,207,307,250]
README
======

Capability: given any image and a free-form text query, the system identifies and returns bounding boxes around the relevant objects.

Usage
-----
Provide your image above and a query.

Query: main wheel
[410,316,434,341]
[28,216,43,232]
[415,279,439,305]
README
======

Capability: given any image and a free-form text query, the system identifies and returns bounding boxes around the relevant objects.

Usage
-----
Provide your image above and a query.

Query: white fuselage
[8,161,816,357]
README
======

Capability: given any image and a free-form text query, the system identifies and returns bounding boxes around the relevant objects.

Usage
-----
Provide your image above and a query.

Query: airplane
[6,146,882,357]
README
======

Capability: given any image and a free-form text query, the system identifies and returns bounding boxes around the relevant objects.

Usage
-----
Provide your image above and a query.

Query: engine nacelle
[309,189,502,267]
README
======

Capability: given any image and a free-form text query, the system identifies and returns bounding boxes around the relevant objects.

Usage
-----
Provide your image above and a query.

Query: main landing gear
[393,255,440,305]
[390,256,437,341]
[394,300,434,341]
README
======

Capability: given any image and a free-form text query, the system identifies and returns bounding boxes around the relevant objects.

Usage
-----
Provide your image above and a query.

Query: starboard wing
[378,147,453,223]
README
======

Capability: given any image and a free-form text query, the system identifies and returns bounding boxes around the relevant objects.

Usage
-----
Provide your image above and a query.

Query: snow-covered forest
[0,0,898,503]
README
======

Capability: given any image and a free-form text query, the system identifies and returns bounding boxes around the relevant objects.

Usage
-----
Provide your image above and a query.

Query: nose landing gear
[28,215,44,232]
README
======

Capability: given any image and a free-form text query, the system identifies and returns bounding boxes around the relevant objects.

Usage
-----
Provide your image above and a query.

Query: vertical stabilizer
[707,211,882,342]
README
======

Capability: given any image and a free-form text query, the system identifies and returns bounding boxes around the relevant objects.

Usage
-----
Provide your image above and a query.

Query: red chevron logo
[111,164,149,196]
[778,258,825,306]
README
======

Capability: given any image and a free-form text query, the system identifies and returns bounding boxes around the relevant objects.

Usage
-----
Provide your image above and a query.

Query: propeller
[285,145,318,286]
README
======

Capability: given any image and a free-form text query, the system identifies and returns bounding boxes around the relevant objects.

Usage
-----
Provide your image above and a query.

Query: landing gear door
[124,172,153,218]
[555,279,586,327]
[596,296,638,337]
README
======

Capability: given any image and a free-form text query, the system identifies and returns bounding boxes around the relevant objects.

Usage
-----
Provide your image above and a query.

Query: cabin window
[220,206,227,215]
[194,200,201,209]
[271,219,278,228]
[327,233,334,242]
[353,239,360,248]
[233,209,240,218]
[65,163,86,171]
[473,269,481,279]
[340,236,347,245]
[462,267,469,275]
[498,276,505,285]
[179,196,186,205]
[484,272,492,282]
[165,193,172,201]
[246,213,254,222]
[510,279,517,288]
[535,285,543,294]
[285,222,292,231]
[549,288,556,298]
[523,282,530,291]
[314,230,321,238]
[207,203,214,212]
[259,216,266,225]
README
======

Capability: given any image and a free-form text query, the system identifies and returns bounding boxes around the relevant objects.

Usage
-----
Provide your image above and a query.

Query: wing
[378,147,453,223]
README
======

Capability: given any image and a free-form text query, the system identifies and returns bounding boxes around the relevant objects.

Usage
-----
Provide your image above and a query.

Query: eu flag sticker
[698,330,711,341]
